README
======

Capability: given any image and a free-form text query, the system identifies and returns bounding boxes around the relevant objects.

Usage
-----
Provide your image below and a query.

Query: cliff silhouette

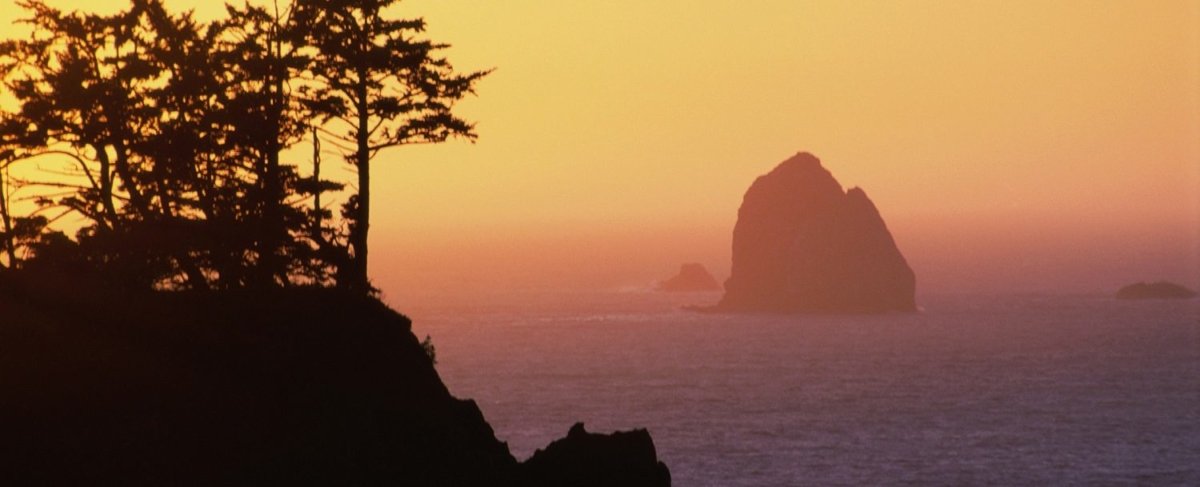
[710,152,916,313]
[0,3,670,483]
[0,270,669,486]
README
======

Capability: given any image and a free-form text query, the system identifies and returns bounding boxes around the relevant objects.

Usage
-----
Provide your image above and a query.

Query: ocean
[401,290,1200,487]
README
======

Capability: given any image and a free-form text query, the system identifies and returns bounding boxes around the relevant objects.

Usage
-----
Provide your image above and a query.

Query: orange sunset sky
[2,1,1198,298]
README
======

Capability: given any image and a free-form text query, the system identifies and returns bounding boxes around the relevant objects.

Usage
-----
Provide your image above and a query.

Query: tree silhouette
[0,0,182,284]
[0,0,485,292]
[209,2,314,288]
[290,0,490,293]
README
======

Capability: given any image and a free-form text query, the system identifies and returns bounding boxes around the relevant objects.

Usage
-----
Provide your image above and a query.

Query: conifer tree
[290,0,490,292]
[0,0,486,291]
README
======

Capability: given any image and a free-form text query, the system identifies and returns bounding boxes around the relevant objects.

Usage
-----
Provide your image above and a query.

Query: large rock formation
[656,263,722,292]
[1115,281,1197,300]
[0,270,671,486]
[712,152,916,313]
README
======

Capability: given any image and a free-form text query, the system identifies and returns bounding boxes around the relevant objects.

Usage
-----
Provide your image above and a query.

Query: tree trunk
[257,54,285,288]
[95,144,117,228]
[311,125,322,237]
[351,72,372,293]
[0,164,16,268]
[258,17,288,288]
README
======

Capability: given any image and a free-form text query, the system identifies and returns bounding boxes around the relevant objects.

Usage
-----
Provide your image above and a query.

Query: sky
[2,1,1198,299]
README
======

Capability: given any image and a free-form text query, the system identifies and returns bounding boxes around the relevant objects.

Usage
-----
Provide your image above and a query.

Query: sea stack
[657,263,722,292]
[712,152,916,313]
[1115,281,1197,300]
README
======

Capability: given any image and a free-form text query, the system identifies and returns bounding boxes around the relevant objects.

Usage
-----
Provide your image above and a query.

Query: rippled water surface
[402,291,1200,487]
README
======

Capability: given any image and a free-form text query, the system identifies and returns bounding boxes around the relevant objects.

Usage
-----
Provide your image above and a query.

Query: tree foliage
[289,0,491,292]
[0,0,487,292]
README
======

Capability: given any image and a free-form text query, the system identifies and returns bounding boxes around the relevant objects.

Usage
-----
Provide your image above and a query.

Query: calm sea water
[401,291,1200,487]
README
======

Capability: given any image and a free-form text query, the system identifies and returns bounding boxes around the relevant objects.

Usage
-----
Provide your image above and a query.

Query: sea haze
[402,291,1200,487]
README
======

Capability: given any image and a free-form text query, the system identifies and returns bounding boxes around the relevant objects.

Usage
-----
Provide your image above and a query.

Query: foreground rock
[656,263,722,292]
[523,423,672,487]
[710,152,916,313]
[0,271,670,486]
[1116,281,1197,300]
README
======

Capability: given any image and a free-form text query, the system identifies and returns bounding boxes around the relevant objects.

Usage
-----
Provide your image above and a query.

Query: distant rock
[710,152,916,313]
[656,263,722,292]
[1115,281,1197,300]
[522,423,671,487]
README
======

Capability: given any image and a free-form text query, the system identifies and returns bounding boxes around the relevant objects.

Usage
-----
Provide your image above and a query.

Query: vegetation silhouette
[0,0,488,293]
[0,2,673,485]
[290,0,490,293]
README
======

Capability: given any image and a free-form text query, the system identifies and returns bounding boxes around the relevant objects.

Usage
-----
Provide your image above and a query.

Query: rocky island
[1115,281,1197,300]
[708,152,916,313]
[657,263,722,292]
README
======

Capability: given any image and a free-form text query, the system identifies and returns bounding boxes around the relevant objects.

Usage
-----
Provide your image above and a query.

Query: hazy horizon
[374,203,1199,300]
[2,0,1197,299]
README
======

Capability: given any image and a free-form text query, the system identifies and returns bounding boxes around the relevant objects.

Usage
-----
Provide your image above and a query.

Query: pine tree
[290,0,490,292]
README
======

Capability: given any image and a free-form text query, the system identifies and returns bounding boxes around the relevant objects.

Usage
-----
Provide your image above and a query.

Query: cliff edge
[0,270,670,486]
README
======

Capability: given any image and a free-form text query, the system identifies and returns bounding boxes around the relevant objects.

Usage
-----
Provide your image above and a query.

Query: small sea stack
[657,263,722,292]
[1115,281,1197,300]
[709,152,916,313]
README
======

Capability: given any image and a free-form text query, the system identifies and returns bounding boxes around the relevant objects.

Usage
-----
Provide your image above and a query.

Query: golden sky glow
[2,1,1197,296]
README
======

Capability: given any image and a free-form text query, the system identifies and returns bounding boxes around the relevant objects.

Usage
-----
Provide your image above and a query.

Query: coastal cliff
[0,271,669,486]
[713,152,916,313]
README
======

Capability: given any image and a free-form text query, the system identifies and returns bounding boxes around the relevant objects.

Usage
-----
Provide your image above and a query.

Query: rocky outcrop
[523,423,671,487]
[656,263,722,292]
[1116,281,1197,300]
[0,270,671,486]
[711,152,916,313]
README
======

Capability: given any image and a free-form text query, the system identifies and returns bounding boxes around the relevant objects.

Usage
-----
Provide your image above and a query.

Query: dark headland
[703,152,916,313]
[0,271,670,486]
[1115,281,1197,300]
[656,263,722,292]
